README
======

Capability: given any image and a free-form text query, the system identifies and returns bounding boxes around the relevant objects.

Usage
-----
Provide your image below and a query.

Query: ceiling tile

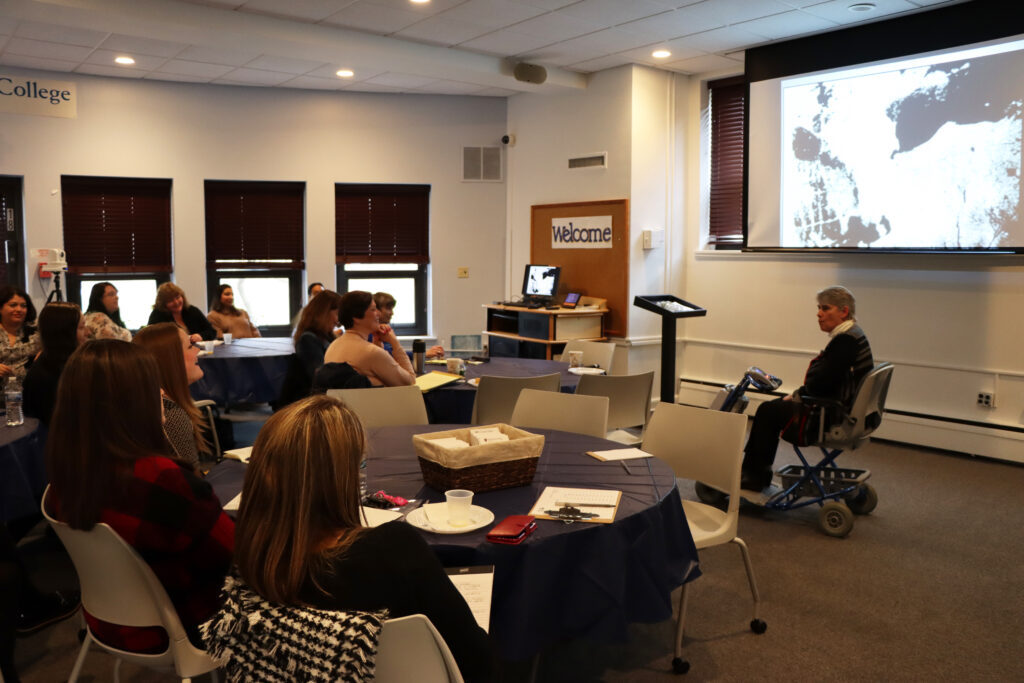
[218,67,296,84]
[412,79,486,94]
[75,63,147,79]
[0,53,80,72]
[395,16,493,47]
[158,59,236,78]
[320,3,424,34]
[566,53,635,73]
[439,0,547,29]
[801,0,918,25]
[0,35,9,51]
[474,85,521,96]
[84,49,167,70]
[735,9,838,40]
[243,54,328,74]
[675,0,795,26]
[458,29,557,57]
[99,34,188,58]
[0,18,18,34]
[509,11,607,42]
[236,0,358,22]
[342,81,404,92]
[556,0,677,26]
[516,0,577,9]
[362,0,465,13]
[664,52,743,74]
[680,25,771,53]
[523,28,655,66]
[305,64,386,80]
[175,45,263,66]
[365,72,438,88]
[617,8,723,43]
[144,71,214,83]
[5,37,94,62]
[12,21,107,48]
[183,0,245,7]
[617,38,705,65]
[279,74,347,89]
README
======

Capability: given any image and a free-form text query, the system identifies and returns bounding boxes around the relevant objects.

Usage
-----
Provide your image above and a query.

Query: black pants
[741,397,804,486]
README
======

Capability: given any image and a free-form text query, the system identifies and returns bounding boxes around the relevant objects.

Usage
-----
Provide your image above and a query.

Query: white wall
[0,66,508,344]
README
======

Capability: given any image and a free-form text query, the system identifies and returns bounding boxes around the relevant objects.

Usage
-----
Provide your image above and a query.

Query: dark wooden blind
[61,176,172,273]
[708,77,747,249]
[335,184,430,264]
[205,181,305,269]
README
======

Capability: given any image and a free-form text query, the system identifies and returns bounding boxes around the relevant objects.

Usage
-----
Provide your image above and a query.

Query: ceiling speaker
[513,63,547,84]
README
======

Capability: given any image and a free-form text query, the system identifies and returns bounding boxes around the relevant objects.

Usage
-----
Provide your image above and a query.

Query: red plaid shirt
[55,456,234,653]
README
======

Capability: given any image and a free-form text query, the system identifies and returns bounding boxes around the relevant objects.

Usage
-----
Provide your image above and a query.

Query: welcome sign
[0,75,77,118]
[551,215,613,249]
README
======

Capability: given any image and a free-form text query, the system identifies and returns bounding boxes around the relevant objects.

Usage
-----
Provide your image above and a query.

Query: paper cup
[201,341,215,352]
[446,358,464,375]
[223,333,233,345]
[445,489,474,527]
[568,350,583,368]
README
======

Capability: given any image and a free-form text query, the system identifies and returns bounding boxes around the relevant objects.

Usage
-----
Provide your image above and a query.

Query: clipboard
[414,371,462,392]
[586,448,652,462]
[528,486,621,524]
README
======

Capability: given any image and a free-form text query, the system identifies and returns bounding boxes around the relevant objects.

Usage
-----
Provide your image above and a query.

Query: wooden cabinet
[483,301,607,360]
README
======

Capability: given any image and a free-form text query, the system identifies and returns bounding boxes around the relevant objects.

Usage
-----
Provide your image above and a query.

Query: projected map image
[782,50,1023,249]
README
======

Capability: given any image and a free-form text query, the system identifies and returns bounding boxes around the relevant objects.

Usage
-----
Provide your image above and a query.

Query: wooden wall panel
[530,199,629,337]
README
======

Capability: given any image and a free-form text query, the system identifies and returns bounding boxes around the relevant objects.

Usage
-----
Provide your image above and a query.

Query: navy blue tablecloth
[207,425,698,661]
[191,337,293,404]
[0,418,46,522]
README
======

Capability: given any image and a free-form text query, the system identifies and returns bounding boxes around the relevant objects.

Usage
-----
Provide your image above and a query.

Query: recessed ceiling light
[848,2,876,11]
[114,56,135,65]
[410,0,430,4]
[652,50,671,59]
[336,69,354,78]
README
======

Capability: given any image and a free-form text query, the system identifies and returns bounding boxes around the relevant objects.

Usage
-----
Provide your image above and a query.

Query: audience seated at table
[147,282,216,342]
[0,286,39,385]
[206,284,260,340]
[214,394,491,681]
[134,323,210,466]
[24,303,88,426]
[373,291,444,359]
[44,340,233,654]
[83,282,132,342]
[325,291,415,387]
[276,289,342,408]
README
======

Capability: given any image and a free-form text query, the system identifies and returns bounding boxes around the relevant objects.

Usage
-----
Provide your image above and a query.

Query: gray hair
[817,285,856,319]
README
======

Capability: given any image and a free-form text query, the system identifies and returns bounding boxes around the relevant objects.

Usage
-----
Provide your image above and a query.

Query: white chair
[641,403,765,675]
[575,371,654,444]
[511,388,609,438]
[40,487,222,683]
[470,373,560,425]
[558,340,616,372]
[375,614,464,683]
[328,385,429,428]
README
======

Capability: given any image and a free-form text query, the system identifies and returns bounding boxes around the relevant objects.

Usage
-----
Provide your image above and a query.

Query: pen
[620,460,632,475]
[555,501,617,508]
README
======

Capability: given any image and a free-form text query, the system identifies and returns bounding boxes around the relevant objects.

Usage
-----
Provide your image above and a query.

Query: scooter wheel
[672,657,690,674]
[845,484,878,515]
[750,619,767,634]
[819,501,854,537]
[695,482,727,506]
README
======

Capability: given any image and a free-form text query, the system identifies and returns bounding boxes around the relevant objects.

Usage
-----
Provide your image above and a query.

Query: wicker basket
[413,424,544,493]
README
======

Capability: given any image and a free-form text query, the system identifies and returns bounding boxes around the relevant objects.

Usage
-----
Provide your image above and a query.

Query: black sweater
[147,306,217,341]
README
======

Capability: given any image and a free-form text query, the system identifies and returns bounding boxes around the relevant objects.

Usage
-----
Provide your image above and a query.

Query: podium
[633,295,707,404]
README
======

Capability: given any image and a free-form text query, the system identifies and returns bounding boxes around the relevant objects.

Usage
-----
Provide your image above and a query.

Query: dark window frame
[204,268,302,338]
[336,263,428,336]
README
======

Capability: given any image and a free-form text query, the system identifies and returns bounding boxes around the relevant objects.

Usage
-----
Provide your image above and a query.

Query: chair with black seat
[375,614,464,683]
[641,403,765,675]
[40,487,221,683]
[312,362,373,393]
[470,373,559,425]
[575,371,654,444]
[328,385,428,428]
[511,388,609,438]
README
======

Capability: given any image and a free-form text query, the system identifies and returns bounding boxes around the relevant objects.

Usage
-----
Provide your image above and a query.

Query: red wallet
[486,515,537,545]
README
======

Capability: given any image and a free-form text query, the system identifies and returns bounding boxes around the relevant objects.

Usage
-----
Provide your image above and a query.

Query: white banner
[551,215,613,249]
[0,75,77,118]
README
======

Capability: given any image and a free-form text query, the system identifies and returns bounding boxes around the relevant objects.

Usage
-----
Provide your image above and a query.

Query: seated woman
[0,285,39,385]
[83,282,132,341]
[276,290,342,407]
[44,340,233,653]
[147,282,216,342]
[206,284,260,340]
[372,291,443,359]
[227,394,491,681]
[24,303,88,425]
[741,286,874,491]
[324,291,414,386]
[134,323,210,466]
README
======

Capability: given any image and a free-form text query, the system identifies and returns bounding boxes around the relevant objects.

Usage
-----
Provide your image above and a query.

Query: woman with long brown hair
[232,394,490,680]
[44,340,233,653]
[23,303,88,425]
[276,289,342,407]
[0,285,39,383]
[147,282,216,342]
[207,283,259,340]
[133,322,209,465]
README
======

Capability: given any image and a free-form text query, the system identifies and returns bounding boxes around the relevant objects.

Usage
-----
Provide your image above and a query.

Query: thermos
[412,339,425,374]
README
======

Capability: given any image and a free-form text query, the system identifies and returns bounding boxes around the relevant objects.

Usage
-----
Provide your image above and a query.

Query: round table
[0,417,46,522]
[190,337,293,404]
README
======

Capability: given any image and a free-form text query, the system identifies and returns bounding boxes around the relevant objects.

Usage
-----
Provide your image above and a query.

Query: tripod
[45,271,65,303]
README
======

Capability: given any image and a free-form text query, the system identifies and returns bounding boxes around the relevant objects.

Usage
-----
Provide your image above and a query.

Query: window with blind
[204,180,305,335]
[336,184,430,336]
[707,77,747,249]
[61,176,173,328]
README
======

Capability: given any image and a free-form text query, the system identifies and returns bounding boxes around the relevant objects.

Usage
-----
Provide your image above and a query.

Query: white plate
[360,506,404,528]
[568,366,606,376]
[406,504,495,534]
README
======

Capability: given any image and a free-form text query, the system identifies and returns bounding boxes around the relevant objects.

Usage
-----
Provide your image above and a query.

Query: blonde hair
[154,282,189,313]
[234,394,366,604]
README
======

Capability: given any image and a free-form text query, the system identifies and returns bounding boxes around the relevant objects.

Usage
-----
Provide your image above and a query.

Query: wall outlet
[977,392,995,408]
[457,267,469,278]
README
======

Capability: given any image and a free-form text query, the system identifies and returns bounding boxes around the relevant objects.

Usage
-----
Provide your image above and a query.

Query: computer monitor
[522,264,560,299]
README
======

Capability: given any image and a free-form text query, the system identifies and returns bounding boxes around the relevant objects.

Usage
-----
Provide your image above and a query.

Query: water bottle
[412,339,426,375]
[6,376,23,427]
